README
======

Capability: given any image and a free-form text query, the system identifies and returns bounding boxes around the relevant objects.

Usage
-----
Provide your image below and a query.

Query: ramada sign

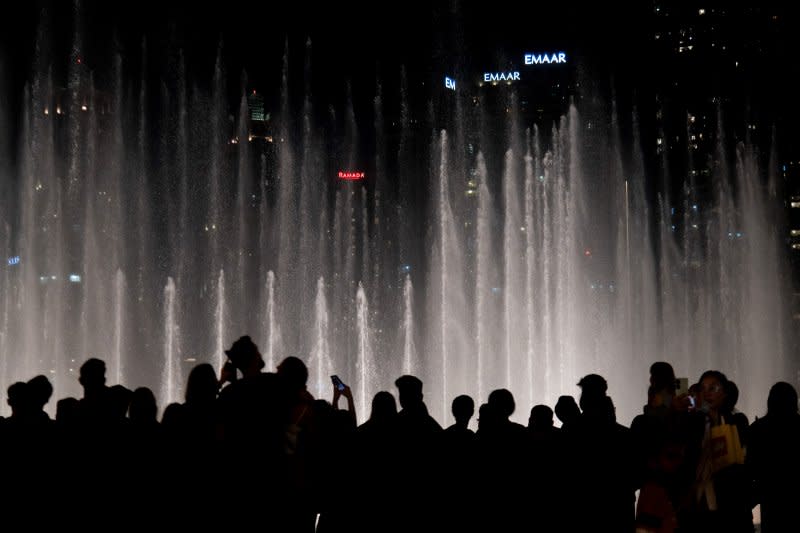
[338,171,365,180]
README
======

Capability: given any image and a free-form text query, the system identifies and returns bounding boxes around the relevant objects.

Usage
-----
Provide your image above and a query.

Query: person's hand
[219,361,237,387]
[673,393,691,412]
[341,384,353,400]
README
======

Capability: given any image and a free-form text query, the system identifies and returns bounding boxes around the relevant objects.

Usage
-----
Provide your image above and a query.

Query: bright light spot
[790,229,800,237]
[56,107,62,115]
[7,256,20,266]
[81,105,88,111]
[44,108,49,115]
[791,202,800,208]
[69,274,81,283]
[699,8,705,15]
[584,249,592,257]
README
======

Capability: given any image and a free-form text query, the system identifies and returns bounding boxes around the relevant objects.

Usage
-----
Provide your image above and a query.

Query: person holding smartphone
[331,374,355,423]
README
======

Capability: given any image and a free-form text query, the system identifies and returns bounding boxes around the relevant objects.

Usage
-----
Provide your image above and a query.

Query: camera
[331,374,346,392]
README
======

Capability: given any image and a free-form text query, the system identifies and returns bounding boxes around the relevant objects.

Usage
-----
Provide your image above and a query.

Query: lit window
[790,229,800,237]
[791,202,800,208]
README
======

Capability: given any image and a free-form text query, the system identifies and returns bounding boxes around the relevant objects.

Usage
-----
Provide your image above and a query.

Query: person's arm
[218,361,237,390]
[333,384,356,424]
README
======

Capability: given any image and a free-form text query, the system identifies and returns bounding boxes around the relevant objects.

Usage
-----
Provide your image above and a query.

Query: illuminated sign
[7,256,20,266]
[338,171,365,181]
[524,52,567,65]
[445,76,456,90]
[483,72,520,83]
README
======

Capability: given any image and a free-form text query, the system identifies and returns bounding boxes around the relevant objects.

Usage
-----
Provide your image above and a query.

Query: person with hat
[219,335,265,387]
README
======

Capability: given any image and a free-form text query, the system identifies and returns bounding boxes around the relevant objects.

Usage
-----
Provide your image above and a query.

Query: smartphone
[675,377,689,397]
[331,375,346,392]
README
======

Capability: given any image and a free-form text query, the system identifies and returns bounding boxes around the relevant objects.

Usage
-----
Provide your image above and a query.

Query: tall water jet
[162,277,179,406]
[402,274,415,376]
[215,270,226,371]
[263,270,279,373]
[309,277,332,398]
[356,282,372,421]
[474,152,493,403]
[111,270,125,386]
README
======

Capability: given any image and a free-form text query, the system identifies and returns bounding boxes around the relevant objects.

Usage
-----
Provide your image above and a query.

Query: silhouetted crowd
[1,335,798,532]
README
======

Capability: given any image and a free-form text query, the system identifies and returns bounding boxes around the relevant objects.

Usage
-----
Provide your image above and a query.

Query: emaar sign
[483,72,520,82]
[524,52,567,65]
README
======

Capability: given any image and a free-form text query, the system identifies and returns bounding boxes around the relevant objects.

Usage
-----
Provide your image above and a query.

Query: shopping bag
[709,417,745,473]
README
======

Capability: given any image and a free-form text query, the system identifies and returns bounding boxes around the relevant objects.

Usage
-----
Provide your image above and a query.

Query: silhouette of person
[554,394,580,430]
[688,370,753,532]
[565,374,636,531]
[216,336,285,529]
[747,382,799,532]
[394,375,442,531]
[442,395,476,531]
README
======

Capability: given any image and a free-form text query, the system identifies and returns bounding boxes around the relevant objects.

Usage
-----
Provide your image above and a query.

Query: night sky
[1,1,652,110]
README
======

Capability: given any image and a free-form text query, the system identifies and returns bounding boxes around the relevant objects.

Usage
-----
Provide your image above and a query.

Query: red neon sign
[338,171,365,180]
